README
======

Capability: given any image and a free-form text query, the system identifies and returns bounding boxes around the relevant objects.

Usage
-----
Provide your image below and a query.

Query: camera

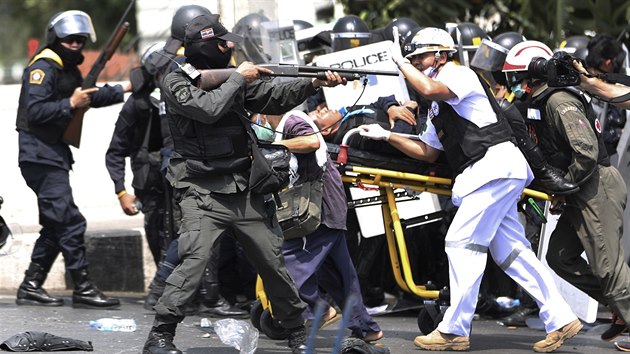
[528,51,581,87]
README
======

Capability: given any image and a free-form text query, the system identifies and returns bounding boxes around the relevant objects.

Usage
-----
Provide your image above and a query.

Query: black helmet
[493,32,526,51]
[170,5,212,41]
[557,35,590,56]
[401,26,422,56]
[232,13,271,64]
[449,22,489,66]
[331,15,371,51]
[384,17,420,43]
[45,10,96,45]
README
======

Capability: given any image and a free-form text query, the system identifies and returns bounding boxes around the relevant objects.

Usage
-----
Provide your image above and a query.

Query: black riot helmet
[170,5,212,41]
[449,22,489,66]
[331,15,371,51]
[557,35,590,56]
[401,26,422,56]
[384,17,420,44]
[232,13,271,64]
[45,10,96,46]
[493,32,526,52]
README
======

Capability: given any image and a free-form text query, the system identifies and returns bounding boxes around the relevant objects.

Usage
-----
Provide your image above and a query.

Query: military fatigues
[154,69,319,328]
[105,93,165,264]
[535,89,630,326]
[16,48,124,272]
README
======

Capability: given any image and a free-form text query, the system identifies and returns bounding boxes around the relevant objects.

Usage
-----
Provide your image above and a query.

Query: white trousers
[437,178,576,337]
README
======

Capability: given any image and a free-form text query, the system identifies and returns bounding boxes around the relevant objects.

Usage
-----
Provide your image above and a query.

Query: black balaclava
[51,40,85,66]
[185,38,232,69]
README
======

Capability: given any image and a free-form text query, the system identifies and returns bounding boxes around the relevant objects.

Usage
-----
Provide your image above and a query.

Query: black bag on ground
[276,178,323,239]
[0,331,93,352]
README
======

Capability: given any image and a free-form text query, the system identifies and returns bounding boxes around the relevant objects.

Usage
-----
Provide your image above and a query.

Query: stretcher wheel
[260,308,290,340]
[250,300,263,331]
[417,307,443,335]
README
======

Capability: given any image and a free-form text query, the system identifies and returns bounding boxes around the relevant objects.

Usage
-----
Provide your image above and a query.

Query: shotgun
[198,63,400,91]
[62,0,134,148]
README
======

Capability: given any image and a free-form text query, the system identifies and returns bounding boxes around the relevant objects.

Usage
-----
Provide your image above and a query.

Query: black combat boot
[526,146,579,195]
[198,283,249,318]
[143,324,182,354]
[287,325,309,354]
[69,268,120,308]
[144,276,166,311]
[16,262,63,306]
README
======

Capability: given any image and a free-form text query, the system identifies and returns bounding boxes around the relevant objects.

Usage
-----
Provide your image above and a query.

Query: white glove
[359,124,391,141]
[390,26,409,67]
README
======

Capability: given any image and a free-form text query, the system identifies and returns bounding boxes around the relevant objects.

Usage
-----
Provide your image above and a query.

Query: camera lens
[528,57,548,79]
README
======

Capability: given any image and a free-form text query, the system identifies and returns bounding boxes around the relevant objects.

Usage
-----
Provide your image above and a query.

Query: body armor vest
[430,100,514,176]
[530,87,610,172]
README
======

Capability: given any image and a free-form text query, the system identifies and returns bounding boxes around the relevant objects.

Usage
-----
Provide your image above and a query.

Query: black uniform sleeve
[25,60,73,129]
[105,96,138,194]
[244,78,318,114]
[90,84,125,107]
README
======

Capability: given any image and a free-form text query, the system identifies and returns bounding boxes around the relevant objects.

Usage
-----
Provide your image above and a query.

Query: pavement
[0,291,626,354]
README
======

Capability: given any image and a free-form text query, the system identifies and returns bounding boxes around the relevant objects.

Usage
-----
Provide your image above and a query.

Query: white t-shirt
[419,62,533,205]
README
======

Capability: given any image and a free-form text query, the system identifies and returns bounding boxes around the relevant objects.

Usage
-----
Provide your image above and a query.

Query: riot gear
[384,17,420,44]
[557,35,589,56]
[170,5,212,42]
[293,20,313,32]
[471,32,525,85]
[401,27,422,57]
[45,10,96,45]
[331,15,371,51]
[494,32,527,52]
[448,22,489,67]
[232,13,271,64]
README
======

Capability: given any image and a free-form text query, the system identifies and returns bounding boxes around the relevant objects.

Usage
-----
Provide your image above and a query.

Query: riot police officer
[141,13,346,354]
[331,15,372,52]
[232,13,271,64]
[15,10,130,308]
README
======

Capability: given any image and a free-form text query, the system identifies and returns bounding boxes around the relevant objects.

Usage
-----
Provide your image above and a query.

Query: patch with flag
[200,27,215,39]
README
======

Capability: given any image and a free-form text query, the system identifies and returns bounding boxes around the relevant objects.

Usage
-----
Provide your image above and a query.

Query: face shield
[260,20,300,64]
[330,31,371,52]
[50,10,97,43]
[470,39,509,72]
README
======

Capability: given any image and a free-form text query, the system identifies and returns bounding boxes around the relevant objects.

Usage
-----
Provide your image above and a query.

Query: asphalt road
[0,292,624,354]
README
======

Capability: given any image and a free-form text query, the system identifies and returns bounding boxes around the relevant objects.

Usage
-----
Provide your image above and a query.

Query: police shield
[260,20,300,64]
[314,41,409,110]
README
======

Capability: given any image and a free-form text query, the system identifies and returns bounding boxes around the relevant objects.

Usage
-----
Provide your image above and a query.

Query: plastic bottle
[89,318,137,332]
[495,296,520,310]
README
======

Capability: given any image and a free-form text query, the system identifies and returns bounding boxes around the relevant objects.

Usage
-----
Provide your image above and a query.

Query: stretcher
[330,129,551,334]
[250,129,552,338]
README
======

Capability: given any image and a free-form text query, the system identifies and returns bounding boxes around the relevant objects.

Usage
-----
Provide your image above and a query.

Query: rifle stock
[62,0,134,148]
[198,63,399,91]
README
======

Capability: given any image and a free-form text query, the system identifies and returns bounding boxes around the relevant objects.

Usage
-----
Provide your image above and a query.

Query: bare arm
[276,134,320,154]
[397,62,456,101]
[387,132,441,162]
[574,59,630,109]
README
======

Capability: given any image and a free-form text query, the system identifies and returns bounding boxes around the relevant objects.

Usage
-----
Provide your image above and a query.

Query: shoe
[413,329,470,351]
[198,297,249,318]
[533,318,582,353]
[614,339,630,352]
[361,330,384,342]
[497,307,538,327]
[142,331,182,354]
[287,325,309,354]
[16,263,63,307]
[601,311,628,341]
[69,268,120,308]
[531,164,579,196]
[320,306,341,329]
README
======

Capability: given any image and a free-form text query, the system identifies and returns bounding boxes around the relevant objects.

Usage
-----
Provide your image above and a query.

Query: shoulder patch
[29,69,45,85]
[174,86,191,103]
[558,105,578,115]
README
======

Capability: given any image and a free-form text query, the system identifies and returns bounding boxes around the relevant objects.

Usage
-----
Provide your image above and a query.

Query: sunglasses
[61,35,86,45]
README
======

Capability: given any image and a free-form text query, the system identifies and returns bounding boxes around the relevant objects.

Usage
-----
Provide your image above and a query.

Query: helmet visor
[470,39,508,72]
[51,11,96,43]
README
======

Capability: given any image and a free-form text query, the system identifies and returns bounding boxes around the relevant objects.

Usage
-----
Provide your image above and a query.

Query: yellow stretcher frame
[340,165,551,300]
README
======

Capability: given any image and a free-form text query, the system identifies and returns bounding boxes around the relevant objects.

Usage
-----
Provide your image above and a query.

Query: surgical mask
[511,83,528,99]
[423,66,438,78]
[252,115,275,141]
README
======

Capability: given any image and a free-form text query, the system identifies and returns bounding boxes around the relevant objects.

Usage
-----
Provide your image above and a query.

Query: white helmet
[502,40,553,86]
[404,27,456,59]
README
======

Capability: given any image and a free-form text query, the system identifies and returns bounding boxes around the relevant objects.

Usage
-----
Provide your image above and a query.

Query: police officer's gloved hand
[359,124,391,141]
